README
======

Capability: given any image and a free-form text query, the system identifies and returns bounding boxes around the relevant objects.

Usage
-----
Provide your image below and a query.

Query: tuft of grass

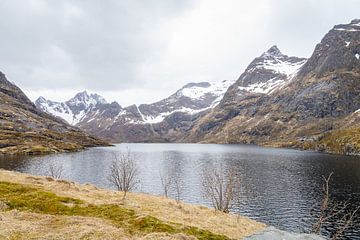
[0,181,229,240]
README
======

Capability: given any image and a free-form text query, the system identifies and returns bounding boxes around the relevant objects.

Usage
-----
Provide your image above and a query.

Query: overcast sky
[0,0,358,106]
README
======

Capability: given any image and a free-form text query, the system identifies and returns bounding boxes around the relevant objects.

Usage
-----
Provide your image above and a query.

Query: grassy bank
[0,170,265,239]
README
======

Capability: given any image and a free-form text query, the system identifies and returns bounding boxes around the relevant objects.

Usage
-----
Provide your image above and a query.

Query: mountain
[35,91,107,125]
[186,19,360,155]
[34,19,360,155]
[36,80,234,142]
[0,71,109,155]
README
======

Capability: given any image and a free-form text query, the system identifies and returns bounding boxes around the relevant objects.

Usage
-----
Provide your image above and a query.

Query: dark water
[1,144,359,239]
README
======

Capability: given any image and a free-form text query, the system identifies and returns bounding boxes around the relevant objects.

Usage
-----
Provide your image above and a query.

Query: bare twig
[311,172,359,239]
[159,171,172,198]
[331,206,359,240]
[173,177,183,204]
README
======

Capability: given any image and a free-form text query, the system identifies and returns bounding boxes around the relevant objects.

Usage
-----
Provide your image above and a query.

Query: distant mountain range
[35,80,234,142]
[28,19,360,155]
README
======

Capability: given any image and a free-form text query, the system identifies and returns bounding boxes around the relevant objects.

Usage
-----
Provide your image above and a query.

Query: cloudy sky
[0,0,358,106]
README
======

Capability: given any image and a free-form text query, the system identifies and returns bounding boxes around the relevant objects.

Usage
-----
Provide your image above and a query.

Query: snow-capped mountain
[236,45,306,94]
[186,19,360,155]
[35,80,234,142]
[35,91,107,125]
[220,45,307,106]
[137,80,235,124]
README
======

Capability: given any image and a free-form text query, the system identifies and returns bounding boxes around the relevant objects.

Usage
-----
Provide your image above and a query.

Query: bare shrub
[47,162,64,179]
[173,177,183,204]
[160,171,172,198]
[311,172,359,239]
[108,150,139,199]
[201,166,238,213]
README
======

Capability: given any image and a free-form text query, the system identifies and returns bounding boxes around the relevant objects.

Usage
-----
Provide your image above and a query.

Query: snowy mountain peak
[35,96,47,103]
[234,47,307,95]
[263,45,282,57]
[89,93,107,105]
[35,91,108,125]
[67,91,107,108]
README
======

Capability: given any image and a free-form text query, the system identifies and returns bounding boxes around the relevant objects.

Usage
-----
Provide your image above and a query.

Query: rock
[245,227,325,240]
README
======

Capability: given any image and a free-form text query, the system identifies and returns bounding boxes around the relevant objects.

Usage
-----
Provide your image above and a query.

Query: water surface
[1,144,359,239]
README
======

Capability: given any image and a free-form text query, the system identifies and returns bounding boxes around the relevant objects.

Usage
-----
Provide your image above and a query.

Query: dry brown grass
[0,170,265,239]
[0,210,128,240]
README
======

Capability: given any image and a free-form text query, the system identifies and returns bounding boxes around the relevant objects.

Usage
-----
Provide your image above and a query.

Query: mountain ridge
[36,79,235,142]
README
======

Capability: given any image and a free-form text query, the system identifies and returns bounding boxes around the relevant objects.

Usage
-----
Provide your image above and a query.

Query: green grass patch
[0,181,229,240]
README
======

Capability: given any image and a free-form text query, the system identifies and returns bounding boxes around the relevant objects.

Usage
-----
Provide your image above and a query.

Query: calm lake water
[1,143,359,239]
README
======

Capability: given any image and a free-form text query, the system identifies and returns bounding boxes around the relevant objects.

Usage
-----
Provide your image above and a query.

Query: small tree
[173,177,183,204]
[160,171,172,198]
[47,162,64,179]
[311,172,359,239]
[108,150,139,199]
[201,166,238,213]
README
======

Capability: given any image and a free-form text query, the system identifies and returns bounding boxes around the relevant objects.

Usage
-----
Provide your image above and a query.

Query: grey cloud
[0,0,192,90]
[0,0,358,105]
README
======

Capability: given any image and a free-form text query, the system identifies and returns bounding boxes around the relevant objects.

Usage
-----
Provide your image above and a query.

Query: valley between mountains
[34,19,360,155]
[1,19,360,155]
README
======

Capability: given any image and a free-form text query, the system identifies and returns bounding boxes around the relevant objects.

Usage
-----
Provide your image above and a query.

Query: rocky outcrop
[0,71,109,155]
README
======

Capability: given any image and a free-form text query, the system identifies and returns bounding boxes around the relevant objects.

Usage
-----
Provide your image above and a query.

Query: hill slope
[0,169,265,239]
[0,71,108,155]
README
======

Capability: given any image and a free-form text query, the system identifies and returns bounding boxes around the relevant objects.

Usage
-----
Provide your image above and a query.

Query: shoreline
[0,169,265,239]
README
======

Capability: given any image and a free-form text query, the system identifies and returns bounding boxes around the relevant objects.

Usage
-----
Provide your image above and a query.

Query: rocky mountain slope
[0,71,108,155]
[186,19,360,155]
[36,80,234,142]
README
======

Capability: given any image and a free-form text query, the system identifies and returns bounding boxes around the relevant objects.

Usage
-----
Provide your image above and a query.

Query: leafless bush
[47,162,64,179]
[174,177,183,204]
[160,171,172,198]
[311,172,359,239]
[108,150,139,199]
[201,166,238,213]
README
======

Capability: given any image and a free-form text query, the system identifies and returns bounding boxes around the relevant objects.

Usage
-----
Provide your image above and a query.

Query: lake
[0,143,359,239]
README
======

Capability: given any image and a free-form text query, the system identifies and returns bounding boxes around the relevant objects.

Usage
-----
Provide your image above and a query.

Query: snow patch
[355,53,360,60]
[250,57,306,77]
[138,79,235,124]
[180,80,235,100]
[345,41,351,47]
[141,107,211,124]
[239,56,306,95]
[238,78,286,94]
[334,28,360,32]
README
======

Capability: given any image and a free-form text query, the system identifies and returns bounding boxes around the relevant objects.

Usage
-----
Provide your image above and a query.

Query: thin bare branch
[47,162,64,179]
